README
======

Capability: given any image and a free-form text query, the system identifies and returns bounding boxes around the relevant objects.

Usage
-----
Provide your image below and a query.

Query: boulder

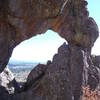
[24,64,47,90]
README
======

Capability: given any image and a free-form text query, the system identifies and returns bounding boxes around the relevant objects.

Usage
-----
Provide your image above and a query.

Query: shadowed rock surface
[11,43,100,100]
[92,56,100,69]
[0,0,100,100]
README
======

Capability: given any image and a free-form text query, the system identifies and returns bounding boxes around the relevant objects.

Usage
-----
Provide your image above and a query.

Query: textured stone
[0,0,99,72]
[0,0,100,100]
[24,64,47,91]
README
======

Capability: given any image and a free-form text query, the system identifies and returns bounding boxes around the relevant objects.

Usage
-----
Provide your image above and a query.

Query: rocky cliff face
[0,0,99,72]
[2,43,99,100]
[0,0,100,100]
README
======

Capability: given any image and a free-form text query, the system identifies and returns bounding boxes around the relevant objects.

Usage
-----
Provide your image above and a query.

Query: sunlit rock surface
[0,66,20,100]
[0,0,100,100]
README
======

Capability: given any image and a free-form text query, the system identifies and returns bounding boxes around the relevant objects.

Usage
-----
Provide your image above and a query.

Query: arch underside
[0,0,99,72]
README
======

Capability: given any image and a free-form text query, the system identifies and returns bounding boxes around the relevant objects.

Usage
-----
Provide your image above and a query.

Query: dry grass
[82,85,100,100]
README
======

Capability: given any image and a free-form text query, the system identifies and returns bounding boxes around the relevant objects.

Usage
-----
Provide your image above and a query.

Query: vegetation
[82,85,100,100]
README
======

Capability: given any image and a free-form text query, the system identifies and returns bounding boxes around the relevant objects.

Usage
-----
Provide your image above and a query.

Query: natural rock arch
[0,0,100,100]
[0,0,99,72]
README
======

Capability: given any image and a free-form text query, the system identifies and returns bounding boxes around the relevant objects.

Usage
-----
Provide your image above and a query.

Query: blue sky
[88,0,100,55]
[9,0,100,63]
[9,31,66,63]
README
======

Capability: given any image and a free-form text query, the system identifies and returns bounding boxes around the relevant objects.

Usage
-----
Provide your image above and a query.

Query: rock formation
[0,66,20,94]
[0,0,100,100]
[0,66,20,100]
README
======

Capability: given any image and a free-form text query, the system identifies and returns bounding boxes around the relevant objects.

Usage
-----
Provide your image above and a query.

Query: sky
[9,0,100,63]
[9,31,66,63]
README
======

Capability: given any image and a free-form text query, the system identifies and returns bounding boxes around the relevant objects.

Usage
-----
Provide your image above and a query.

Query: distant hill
[8,62,38,66]
[8,60,47,69]
[8,60,39,68]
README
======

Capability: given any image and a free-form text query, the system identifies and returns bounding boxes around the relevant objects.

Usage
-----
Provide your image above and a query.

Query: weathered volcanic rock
[25,64,47,91]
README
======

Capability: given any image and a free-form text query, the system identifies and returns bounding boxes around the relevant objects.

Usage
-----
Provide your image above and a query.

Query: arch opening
[8,30,67,83]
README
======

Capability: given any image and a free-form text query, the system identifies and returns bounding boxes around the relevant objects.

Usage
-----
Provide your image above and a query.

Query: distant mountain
[8,62,38,66]
[9,59,46,65]
[8,60,39,68]
[8,60,47,69]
